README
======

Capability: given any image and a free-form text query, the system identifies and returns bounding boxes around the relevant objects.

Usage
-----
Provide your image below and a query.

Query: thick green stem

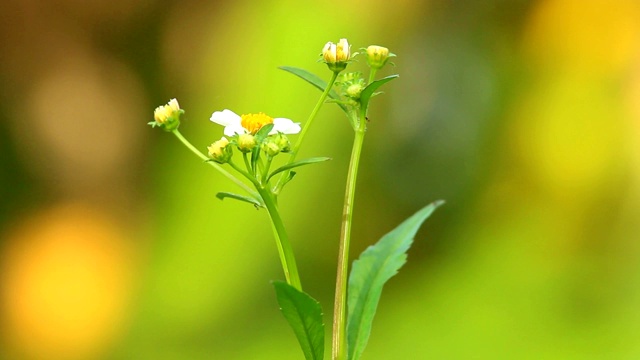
[332,112,367,360]
[274,71,340,193]
[257,186,302,291]
[171,129,257,197]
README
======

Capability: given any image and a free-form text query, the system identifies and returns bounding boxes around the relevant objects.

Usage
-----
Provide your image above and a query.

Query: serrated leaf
[273,281,325,360]
[216,192,264,208]
[279,66,348,113]
[360,75,398,115]
[267,157,331,182]
[346,200,444,360]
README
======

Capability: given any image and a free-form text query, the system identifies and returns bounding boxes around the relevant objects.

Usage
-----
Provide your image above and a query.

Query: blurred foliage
[0,0,639,359]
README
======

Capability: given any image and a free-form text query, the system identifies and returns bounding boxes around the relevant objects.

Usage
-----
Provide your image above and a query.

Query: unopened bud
[237,134,257,153]
[322,38,351,72]
[151,98,183,131]
[207,137,232,164]
[365,45,394,70]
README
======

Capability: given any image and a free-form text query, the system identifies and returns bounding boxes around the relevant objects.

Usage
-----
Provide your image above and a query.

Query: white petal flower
[210,109,300,136]
[210,109,245,136]
[272,118,301,134]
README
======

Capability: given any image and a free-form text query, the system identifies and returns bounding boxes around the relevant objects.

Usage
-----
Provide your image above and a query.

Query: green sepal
[215,192,264,208]
[360,75,399,115]
[255,123,275,141]
[346,200,444,360]
[267,157,331,182]
[273,281,325,360]
[279,66,348,113]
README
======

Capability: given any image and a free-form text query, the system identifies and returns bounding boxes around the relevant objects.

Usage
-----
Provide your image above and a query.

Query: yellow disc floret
[240,113,274,134]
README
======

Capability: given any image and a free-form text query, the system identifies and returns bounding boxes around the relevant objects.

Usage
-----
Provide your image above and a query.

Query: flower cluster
[207,109,300,164]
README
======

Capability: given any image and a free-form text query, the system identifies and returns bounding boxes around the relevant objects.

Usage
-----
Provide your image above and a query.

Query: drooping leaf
[359,75,399,115]
[267,157,331,182]
[273,281,325,360]
[215,192,264,208]
[346,200,444,360]
[279,66,348,113]
[278,170,296,191]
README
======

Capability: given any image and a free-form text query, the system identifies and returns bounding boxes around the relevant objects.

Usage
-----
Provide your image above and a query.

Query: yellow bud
[366,45,392,70]
[207,137,232,163]
[237,134,257,153]
[322,38,350,73]
[151,98,182,131]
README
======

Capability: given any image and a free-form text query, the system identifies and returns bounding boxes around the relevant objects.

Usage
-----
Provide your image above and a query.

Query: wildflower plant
[149,39,443,360]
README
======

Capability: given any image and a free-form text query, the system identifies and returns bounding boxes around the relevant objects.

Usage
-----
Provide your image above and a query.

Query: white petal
[272,118,301,134]
[210,109,241,127]
[223,123,246,136]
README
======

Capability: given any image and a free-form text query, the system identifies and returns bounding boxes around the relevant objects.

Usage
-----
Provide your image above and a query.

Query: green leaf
[215,192,264,208]
[267,157,331,182]
[273,281,325,360]
[359,75,399,115]
[255,123,275,141]
[279,66,348,113]
[346,200,444,360]
[278,170,296,191]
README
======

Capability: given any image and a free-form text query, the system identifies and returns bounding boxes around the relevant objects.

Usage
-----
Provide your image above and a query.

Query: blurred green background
[1,0,640,359]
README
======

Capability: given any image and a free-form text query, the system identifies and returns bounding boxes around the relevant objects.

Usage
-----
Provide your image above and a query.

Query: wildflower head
[365,45,395,70]
[150,98,183,131]
[241,113,274,134]
[207,137,232,164]
[211,109,301,137]
[322,38,351,72]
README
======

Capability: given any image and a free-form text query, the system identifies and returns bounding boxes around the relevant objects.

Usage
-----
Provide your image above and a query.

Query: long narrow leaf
[216,192,263,208]
[267,157,331,182]
[346,200,444,360]
[360,75,399,115]
[273,281,325,360]
[279,66,348,113]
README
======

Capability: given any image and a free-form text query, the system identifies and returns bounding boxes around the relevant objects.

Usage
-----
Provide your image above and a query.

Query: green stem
[243,152,253,175]
[274,71,340,193]
[368,68,378,85]
[228,159,260,187]
[171,129,257,197]
[332,111,367,360]
[257,186,302,291]
[262,155,274,185]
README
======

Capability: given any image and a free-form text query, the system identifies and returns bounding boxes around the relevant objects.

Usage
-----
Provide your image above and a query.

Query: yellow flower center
[241,113,274,134]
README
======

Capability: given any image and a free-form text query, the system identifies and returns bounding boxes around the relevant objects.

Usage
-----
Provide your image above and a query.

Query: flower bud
[261,139,281,157]
[207,137,232,164]
[365,45,393,70]
[346,83,364,99]
[273,133,291,153]
[237,134,257,153]
[151,98,183,131]
[322,38,350,72]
